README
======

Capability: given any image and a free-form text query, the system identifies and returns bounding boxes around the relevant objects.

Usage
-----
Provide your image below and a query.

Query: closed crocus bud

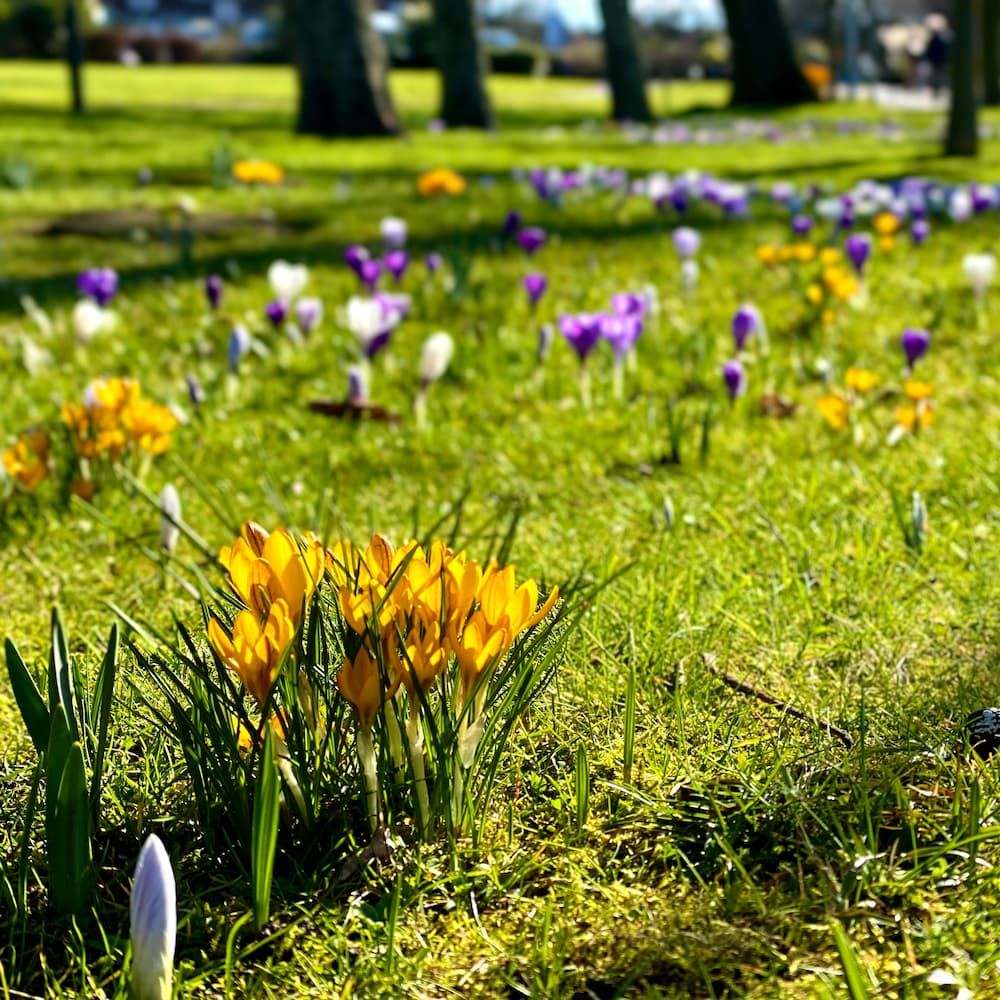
[516,226,547,255]
[844,233,872,275]
[963,253,996,300]
[419,332,454,387]
[77,267,119,307]
[384,250,409,282]
[347,364,368,406]
[130,835,176,1000]
[910,219,930,246]
[295,297,323,334]
[359,259,382,292]
[731,304,762,352]
[265,299,288,328]
[185,373,204,407]
[159,484,181,555]
[344,244,369,275]
[267,260,308,302]
[722,359,747,400]
[381,216,407,250]
[424,252,443,274]
[72,299,108,343]
[523,272,547,308]
[501,209,521,239]
[204,274,223,311]
[900,327,931,369]
[672,227,700,260]
[791,214,813,237]
[228,324,251,373]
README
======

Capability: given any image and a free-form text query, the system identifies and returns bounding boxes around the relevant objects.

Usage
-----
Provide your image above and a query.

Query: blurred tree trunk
[984,0,1000,105]
[432,0,492,128]
[289,0,400,137]
[721,0,815,106]
[945,0,978,155]
[598,0,651,122]
[65,0,85,115]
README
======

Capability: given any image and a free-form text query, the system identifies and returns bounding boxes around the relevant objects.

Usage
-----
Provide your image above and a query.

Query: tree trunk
[289,0,400,137]
[721,0,815,107]
[432,0,492,128]
[65,0,85,115]
[946,0,978,155]
[984,0,1000,105]
[598,0,652,123]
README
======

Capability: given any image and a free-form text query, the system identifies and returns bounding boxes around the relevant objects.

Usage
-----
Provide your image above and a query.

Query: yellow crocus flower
[337,646,393,730]
[845,367,880,393]
[3,429,50,491]
[818,392,851,430]
[903,378,933,401]
[208,598,294,708]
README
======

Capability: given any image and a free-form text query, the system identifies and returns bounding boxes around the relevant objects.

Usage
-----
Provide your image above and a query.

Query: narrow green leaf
[45,704,72,836]
[5,637,49,753]
[575,743,590,836]
[48,742,94,917]
[89,623,119,828]
[832,922,871,1000]
[251,727,281,931]
[48,608,78,743]
[623,660,636,785]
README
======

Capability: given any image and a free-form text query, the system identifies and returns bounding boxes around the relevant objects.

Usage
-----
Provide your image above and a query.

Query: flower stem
[358,725,379,833]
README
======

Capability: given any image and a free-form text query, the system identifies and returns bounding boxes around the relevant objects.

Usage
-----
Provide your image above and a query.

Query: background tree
[65,0,84,114]
[984,0,1000,105]
[598,0,651,122]
[287,0,400,137]
[432,0,492,128]
[720,0,815,107]
[945,0,978,155]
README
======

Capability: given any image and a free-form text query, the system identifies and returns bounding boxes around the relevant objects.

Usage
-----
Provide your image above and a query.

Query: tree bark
[984,0,1000,105]
[598,0,652,123]
[432,0,492,128]
[720,0,815,107]
[65,0,85,115]
[289,0,400,137]
[946,0,978,155]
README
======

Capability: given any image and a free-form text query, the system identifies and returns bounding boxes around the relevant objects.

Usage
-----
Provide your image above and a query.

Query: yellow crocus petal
[364,533,395,581]
[504,580,538,634]
[903,378,933,401]
[818,393,850,430]
[480,565,515,624]
[525,585,560,631]
[845,367,880,393]
[337,647,383,730]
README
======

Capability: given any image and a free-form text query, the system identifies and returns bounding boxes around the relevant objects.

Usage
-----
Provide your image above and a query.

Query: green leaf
[575,743,590,836]
[45,704,72,836]
[832,922,871,1000]
[48,742,94,917]
[48,608,78,743]
[5,637,49,753]
[251,727,281,931]
[89,623,118,827]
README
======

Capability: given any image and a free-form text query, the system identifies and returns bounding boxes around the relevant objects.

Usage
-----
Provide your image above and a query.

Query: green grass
[1,63,1000,998]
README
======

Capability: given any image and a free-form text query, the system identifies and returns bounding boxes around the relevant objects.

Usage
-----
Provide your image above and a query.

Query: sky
[550,0,724,31]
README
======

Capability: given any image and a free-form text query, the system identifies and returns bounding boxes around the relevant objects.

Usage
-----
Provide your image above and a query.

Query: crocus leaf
[89,623,119,827]
[48,607,79,743]
[5,637,49,753]
[48,741,95,917]
[45,703,72,837]
[251,726,280,931]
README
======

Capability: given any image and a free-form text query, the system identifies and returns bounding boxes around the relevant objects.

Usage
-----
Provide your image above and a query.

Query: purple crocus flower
[844,233,872,275]
[558,313,603,362]
[359,259,382,292]
[517,226,547,256]
[384,250,409,282]
[523,272,548,307]
[600,313,642,359]
[502,209,521,239]
[900,328,930,369]
[672,227,700,260]
[347,365,368,406]
[228,324,250,373]
[610,292,647,318]
[722,359,747,400]
[731,304,762,352]
[205,274,223,311]
[265,299,288,327]
[791,214,814,237]
[77,267,119,307]
[425,252,443,274]
[296,297,323,334]
[344,244,370,275]
[910,219,930,246]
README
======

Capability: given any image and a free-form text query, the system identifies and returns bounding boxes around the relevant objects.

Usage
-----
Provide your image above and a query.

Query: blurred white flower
[963,252,996,300]
[419,331,454,385]
[295,297,323,334]
[72,299,109,342]
[159,484,181,555]
[380,216,407,250]
[130,835,176,1000]
[267,260,308,302]
[681,259,699,291]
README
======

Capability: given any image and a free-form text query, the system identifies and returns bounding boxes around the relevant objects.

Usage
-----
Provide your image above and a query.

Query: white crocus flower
[963,252,996,301]
[130,835,176,1000]
[267,260,308,302]
[415,331,454,428]
[159,484,181,555]
[72,299,109,343]
[380,216,407,250]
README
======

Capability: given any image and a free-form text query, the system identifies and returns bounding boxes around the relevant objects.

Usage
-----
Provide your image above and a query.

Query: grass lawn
[1,63,1000,998]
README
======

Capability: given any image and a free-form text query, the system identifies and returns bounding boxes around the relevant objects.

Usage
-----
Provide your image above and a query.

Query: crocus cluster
[265,260,321,336]
[2,428,51,491]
